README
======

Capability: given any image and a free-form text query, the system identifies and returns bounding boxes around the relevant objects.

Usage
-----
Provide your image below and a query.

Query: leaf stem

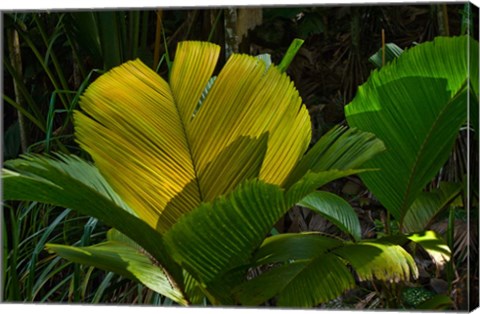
[7,28,28,153]
[278,38,304,73]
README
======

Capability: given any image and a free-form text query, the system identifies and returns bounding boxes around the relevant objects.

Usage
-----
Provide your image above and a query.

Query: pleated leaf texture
[75,41,311,233]
[345,35,478,223]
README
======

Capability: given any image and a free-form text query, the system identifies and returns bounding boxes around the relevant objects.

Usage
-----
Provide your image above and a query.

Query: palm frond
[334,240,418,282]
[163,179,285,285]
[45,230,188,305]
[3,154,182,281]
[235,233,418,307]
[284,125,385,188]
[408,230,451,267]
[237,254,354,307]
[345,36,477,223]
[75,41,311,233]
[403,182,461,233]
[298,191,362,241]
[384,230,451,267]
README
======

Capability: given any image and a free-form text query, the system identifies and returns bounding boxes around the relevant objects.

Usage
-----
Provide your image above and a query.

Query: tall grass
[2,9,182,304]
[2,201,175,304]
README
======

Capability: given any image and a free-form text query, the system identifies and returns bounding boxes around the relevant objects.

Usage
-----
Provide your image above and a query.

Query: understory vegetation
[2,4,479,310]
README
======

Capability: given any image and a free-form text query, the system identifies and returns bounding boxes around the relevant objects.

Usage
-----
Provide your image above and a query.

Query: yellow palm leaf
[75,41,311,233]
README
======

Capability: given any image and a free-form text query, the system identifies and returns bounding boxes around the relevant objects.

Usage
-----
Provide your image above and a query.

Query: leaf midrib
[258,242,346,304]
[398,82,467,226]
[171,91,205,202]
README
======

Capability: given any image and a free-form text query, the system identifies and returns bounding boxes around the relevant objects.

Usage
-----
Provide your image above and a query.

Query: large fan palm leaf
[345,36,478,224]
[75,42,310,233]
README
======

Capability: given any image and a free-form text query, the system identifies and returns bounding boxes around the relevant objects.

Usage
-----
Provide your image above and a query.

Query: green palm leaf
[298,191,362,241]
[251,232,343,265]
[469,35,479,99]
[163,179,285,285]
[235,233,417,307]
[45,229,188,305]
[369,42,404,68]
[237,254,354,307]
[334,240,418,282]
[284,125,384,188]
[345,36,477,224]
[384,230,451,267]
[283,125,384,206]
[5,153,132,213]
[471,37,479,137]
[3,154,182,281]
[408,230,451,267]
[159,128,383,299]
[403,182,461,233]
[235,233,353,307]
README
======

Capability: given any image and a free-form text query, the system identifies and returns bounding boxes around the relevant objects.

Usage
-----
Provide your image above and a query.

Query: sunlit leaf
[45,237,188,304]
[383,230,451,268]
[75,41,311,233]
[334,240,418,282]
[408,230,451,267]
